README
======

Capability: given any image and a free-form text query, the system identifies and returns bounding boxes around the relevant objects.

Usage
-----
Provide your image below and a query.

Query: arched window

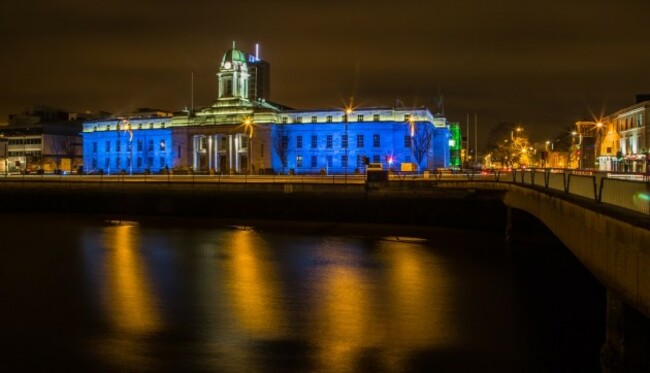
[226,79,232,96]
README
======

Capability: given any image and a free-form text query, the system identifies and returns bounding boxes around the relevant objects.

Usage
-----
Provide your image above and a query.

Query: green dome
[221,48,247,67]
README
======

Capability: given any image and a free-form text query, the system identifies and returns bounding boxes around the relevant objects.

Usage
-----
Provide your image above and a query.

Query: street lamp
[344,107,352,178]
[0,134,7,175]
[242,117,254,174]
[594,122,603,170]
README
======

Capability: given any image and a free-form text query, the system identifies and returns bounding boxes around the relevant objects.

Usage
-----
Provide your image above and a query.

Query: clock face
[224,61,232,69]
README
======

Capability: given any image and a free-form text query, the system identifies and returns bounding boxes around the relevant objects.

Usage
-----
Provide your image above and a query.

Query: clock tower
[217,42,250,101]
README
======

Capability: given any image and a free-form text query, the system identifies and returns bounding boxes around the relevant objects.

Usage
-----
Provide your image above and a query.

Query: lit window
[160,139,166,151]
[296,155,303,168]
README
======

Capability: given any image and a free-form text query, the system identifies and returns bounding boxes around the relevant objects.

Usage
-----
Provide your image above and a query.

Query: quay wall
[0,180,507,230]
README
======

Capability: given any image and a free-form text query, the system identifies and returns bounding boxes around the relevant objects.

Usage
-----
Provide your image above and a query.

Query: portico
[190,132,251,173]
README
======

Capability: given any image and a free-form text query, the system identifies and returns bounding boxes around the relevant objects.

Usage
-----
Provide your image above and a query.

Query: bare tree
[273,124,289,173]
[51,136,77,170]
[412,124,433,169]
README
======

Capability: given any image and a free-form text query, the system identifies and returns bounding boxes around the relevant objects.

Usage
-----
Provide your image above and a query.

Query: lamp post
[344,107,352,179]
[0,134,7,175]
[594,122,603,170]
[408,116,416,166]
[243,117,254,174]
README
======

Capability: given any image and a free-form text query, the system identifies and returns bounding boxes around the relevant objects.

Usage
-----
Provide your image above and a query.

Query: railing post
[544,169,550,189]
[564,170,571,193]
[594,174,604,202]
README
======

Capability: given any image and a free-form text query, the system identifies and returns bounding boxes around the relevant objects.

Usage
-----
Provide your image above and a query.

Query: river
[0,213,604,372]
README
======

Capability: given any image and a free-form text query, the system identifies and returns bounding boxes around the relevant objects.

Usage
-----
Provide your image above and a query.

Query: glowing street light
[242,116,254,174]
[343,103,353,178]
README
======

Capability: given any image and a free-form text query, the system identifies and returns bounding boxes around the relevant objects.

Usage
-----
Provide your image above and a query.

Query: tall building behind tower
[246,44,270,102]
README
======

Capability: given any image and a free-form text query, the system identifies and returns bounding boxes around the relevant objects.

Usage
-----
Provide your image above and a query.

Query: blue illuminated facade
[82,116,173,174]
[82,45,451,174]
[271,109,449,173]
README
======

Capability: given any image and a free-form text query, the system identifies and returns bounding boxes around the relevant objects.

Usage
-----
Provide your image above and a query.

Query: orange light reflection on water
[225,230,285,339]
[98,224,162,367]
[311,238,454,373]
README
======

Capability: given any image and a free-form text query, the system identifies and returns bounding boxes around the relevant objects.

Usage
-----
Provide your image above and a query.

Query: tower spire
[232,40,236,49]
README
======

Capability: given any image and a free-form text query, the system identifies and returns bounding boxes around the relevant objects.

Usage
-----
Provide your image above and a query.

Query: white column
[207,135,213,170]
[192,136,198,170]
[228,134,234,171]
[212,135,219,172]
[235,134,241,172]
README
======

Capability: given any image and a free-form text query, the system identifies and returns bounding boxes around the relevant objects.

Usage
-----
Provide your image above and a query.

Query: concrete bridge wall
[500,183,650,318]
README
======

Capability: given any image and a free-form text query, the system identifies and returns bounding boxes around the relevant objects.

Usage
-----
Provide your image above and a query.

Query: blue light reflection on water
[0,215,604,371]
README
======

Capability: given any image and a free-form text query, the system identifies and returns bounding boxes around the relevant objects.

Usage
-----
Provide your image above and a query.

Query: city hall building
[82,45,451,174]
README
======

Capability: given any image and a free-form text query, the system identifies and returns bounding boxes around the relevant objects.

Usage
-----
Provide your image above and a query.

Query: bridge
[1,168,649,371]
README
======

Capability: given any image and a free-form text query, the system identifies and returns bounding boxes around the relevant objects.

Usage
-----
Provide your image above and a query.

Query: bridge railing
[600,178,650,214]
[508,168,649,215]
[2,168,649,215]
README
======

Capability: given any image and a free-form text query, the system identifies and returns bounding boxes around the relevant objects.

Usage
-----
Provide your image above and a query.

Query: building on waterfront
[81,109,174,174]
[81,44,451,174]
[598,95,649,172]
[0,105,84,173]
[448,122,462,168]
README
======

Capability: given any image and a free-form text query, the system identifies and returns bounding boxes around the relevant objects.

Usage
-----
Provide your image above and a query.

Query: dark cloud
[1,0,649,147]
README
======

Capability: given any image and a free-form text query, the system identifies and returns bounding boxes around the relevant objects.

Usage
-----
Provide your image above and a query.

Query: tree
[51,136,77,170]
[412,123,433,169]
[484,122,535,167]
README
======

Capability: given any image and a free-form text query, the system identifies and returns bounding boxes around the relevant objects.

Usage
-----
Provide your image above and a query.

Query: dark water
[0,213,604,372]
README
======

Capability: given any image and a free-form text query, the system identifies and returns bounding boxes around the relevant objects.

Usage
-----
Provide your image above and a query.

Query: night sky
[2,0,649,147]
